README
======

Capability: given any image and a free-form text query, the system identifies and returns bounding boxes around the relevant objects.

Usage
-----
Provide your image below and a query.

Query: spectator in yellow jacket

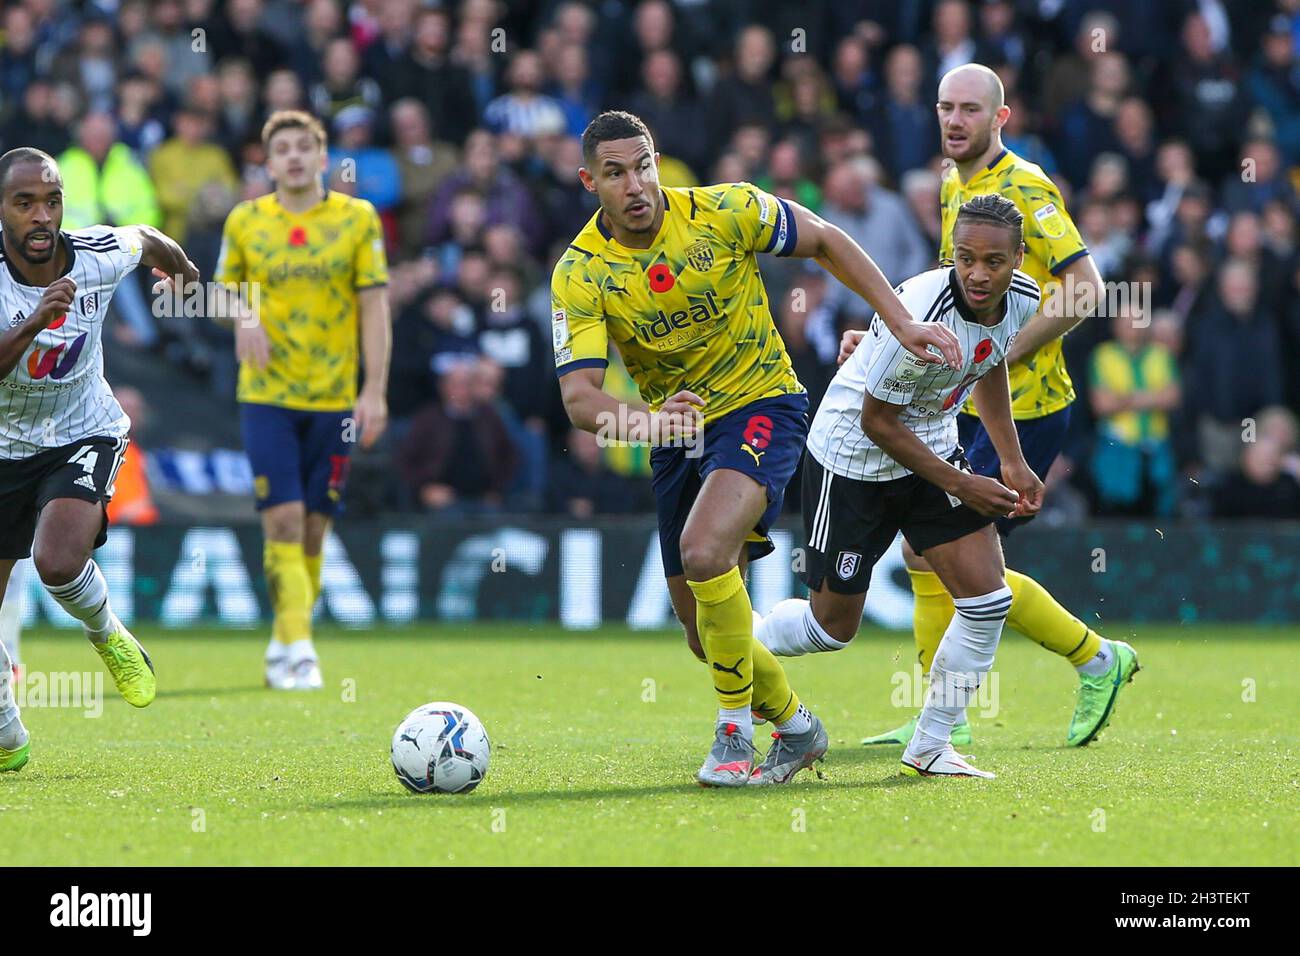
[148,107,240,244]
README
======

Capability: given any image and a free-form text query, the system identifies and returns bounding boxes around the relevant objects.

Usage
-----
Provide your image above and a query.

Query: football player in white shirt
[758,195,1043,777]
[0,147,199,773]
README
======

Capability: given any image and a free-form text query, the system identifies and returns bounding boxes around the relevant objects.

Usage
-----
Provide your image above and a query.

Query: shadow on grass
[154,685,268,699]
[309,769,924,813]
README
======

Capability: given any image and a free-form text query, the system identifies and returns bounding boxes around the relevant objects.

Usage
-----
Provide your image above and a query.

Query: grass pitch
[2,623,1295,866]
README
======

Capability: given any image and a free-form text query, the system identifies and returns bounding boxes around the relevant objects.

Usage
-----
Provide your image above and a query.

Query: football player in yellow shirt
[213,111,391,690]
[552,111,961,786]
[834,65,1140,747]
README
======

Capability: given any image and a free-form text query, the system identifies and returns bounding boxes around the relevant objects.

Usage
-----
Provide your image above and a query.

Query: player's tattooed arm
[0,276,76,380]
[784,201,962,368]
[970,360,1043,517]
[1004,253,1103,365]
[559,366,701,442]
[860,393,1020,518]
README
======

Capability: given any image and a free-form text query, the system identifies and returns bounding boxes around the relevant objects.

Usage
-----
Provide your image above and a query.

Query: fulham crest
[836,551,861,581]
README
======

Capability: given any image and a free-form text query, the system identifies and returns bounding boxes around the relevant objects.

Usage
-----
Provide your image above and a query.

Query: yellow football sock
[907,568,954,675]
[264,540,312,645]
[687,567,755,710]
[1005,568,1102,665]
[752,638,801,724]
[305,552,323,605]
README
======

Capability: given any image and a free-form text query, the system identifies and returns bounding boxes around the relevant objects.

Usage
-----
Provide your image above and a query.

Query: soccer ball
[390,702,490,794]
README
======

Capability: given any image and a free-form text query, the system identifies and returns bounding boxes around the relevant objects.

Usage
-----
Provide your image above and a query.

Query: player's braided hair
[955,193,1024,246]
[581,111,654,166]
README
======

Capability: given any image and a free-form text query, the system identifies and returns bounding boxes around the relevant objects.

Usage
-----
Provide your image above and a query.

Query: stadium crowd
[1,0,1299,521]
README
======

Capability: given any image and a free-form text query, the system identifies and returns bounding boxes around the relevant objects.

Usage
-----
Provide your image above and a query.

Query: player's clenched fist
[654,389,705,440]
[235,316,271,370]
[954,473,1021,518]
[33,276,76,329]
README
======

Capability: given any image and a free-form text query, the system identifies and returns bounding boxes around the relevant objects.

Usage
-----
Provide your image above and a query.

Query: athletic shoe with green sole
[1067,640,1140,747]
[0,739,30,772]
[93,622,156,708]
[861,713,972,747]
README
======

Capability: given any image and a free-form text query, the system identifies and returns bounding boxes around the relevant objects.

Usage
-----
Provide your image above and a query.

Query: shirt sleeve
[353,202,389,289]
[213,206,246,285]
[550,253,608,376]
[721,182,799,257]
[101,226,143,282]
[1013,176,1088,276]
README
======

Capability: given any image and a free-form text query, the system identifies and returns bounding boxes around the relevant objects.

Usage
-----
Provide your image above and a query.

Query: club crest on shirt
[80,292,98,319]
[685,239,714,272]
[836,551,861,580]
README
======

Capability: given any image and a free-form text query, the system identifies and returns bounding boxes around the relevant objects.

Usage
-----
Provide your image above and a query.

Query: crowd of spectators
[2,0,1299,520]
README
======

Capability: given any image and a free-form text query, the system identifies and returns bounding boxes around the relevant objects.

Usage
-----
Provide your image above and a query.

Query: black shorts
[798,450,994,595]
[0,436,126,559]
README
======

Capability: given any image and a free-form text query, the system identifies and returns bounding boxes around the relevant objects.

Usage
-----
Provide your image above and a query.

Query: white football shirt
[0,227,142,459]
[807,266,1040,481]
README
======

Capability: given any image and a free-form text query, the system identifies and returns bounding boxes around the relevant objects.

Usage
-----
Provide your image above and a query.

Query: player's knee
[679,536,733,582]
[262,505,304,542]
[32,546,87,587]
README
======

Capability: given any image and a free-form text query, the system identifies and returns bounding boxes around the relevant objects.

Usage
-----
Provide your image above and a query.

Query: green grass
[2,623,1296,866]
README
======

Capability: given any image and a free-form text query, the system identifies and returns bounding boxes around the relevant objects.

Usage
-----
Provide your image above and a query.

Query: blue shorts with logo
[651,393,809,577]
[240,402,353,516]
[957,405,1071,535]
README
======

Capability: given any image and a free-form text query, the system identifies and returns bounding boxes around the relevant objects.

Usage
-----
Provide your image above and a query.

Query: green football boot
[92,621,156,708]
[1067,640,1140,747]
[861,713,972,747]
[0,738,30,772]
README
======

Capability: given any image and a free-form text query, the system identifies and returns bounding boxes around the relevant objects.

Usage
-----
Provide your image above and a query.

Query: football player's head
[262,110,328,193]
[579,111,661,239]
[0,146,63,265]
[953,193,1024,314]
[937,63,1009,165]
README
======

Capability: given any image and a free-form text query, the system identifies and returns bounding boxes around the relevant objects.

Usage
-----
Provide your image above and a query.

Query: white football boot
[900,745,996,779]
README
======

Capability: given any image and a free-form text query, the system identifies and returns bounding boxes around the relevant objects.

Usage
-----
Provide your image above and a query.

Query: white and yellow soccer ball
[391,702,490,794]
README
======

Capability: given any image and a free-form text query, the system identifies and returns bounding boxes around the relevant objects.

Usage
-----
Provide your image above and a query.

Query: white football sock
[718,705,753,741]
[776,702,813,735]
[286,638,317,665]
[265,637,288,663]
[43,560,115,641]
[0,639,21,744]
[909,585,1012,758]
[0,559,25,668]
[1076,639,1114,676]
[755,598,849,656]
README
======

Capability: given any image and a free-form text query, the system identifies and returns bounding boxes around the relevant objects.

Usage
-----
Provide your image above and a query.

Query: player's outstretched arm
[784,201,962,368]
[559,367,701,443]
[0,277,76,380]
[1004,253,1103,365]
[122,224,201,287]
[971,360,1042,516]
[355,286,392,449]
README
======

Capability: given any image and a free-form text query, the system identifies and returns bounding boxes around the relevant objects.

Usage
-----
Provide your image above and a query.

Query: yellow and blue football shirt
[550,182,804,425]
[940,148,1089,420]
[215,190,388,411]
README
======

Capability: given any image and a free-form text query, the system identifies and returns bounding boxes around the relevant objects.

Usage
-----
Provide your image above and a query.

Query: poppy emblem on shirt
[647,263,675,293]
[973,338,993,363]
[288,226,308,247]
[48,313,67,330]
